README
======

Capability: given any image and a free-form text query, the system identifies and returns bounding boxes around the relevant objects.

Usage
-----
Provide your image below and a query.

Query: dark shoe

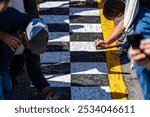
[45,89,61,100]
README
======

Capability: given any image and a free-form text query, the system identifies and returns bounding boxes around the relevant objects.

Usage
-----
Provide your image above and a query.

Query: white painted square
[70,23,102,33]
[39,1,69,8]
[70,8,99,16]
[45,74,71,87]
[70,42,105,52]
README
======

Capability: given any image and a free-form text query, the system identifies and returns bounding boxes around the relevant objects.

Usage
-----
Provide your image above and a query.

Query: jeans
[0,75,4,99]
[0,42,14,71]
[9,49,49,92]
[0,42,13,99]
[0,72,12,100]
[133,6,150,100]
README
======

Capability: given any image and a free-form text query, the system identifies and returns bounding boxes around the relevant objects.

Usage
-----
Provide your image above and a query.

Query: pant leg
[0,42,13,99]
[1,72,12,99]
[122,25,134,51]
[0,42,14,72]
[0,75,4,100]
[122,38,130,51]
[133,6,150,100]
[25,50,49,92]
[134,64,150,99]
[9,54,25,84]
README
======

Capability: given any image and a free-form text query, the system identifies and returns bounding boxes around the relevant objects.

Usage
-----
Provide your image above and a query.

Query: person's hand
[18,32,29,48]
[94,39,106,49]
[129,39,150,69]
[2,32,21,52]
[140,39,150,69]
[140,39,150,57]
[129,48,148,66]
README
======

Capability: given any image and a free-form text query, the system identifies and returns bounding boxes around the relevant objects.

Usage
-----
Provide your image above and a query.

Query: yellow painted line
[98,0,128,100]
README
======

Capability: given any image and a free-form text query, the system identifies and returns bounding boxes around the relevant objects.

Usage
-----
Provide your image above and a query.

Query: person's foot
[42,87,61,100]
[45,90,60,100]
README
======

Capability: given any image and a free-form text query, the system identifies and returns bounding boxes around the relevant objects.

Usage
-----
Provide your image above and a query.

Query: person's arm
[0,31,21,51]
[94,19,125,48]
[129,39,150,69]
[23,0,39,17]
[105,19,124,45]
[140,39,150,57]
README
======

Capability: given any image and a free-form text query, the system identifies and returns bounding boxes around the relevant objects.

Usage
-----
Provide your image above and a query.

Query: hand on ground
[94,39,106,49]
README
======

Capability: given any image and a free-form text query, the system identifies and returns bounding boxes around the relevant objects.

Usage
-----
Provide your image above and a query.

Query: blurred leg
[9,54,25,84]
[0,43,13,99]
[133,7,150,99]
[25,50,49,92]
[1,72,12,99]
[0,75,4,100]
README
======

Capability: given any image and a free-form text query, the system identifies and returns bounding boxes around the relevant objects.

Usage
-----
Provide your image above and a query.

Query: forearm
[0,31,21,51]
[23,0,39,16]
[105,19,125,45]
[0,31,7,42]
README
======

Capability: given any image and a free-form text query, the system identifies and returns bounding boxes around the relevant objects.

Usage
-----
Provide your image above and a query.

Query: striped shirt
[124,0,139,32]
